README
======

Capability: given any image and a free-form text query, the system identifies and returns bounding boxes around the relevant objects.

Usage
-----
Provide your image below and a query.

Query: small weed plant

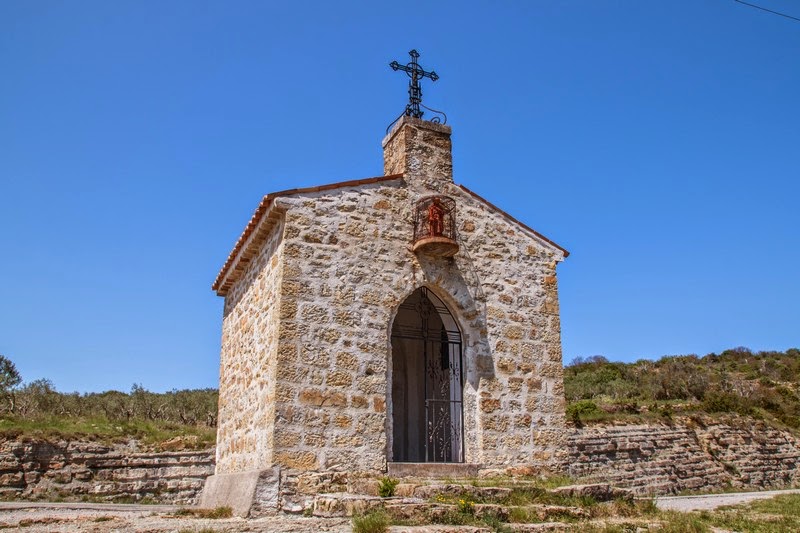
[378,476,399,498]
[456,497,475,515]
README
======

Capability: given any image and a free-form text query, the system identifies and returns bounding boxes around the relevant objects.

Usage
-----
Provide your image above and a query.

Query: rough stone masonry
[201,116,570,515]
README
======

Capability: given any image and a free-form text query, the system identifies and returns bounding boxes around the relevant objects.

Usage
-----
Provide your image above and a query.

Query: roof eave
[212,197,285,296]
[212,174,404,296]
[456,184,570,259]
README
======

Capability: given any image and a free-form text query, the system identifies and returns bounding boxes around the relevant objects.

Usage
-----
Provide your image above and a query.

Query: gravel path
[0,501,181,512]
[4,489,800,531]
[655,488,800,512]
[0,503,351,532]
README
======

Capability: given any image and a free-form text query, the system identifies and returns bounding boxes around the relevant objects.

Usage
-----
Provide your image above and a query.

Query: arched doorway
[391,287,464,463]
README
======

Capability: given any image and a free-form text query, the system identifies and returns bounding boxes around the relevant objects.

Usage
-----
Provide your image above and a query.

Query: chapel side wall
[215,220,284,474]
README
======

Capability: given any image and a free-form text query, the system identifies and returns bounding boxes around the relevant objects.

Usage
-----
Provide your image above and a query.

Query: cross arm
[390,61,439,81]
[390,60,409,72]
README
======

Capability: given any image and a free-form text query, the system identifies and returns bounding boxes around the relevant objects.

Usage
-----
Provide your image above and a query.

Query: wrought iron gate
[392,287,464,463]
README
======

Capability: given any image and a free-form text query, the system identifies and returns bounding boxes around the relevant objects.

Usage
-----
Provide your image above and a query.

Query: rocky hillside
[564,347,800,430]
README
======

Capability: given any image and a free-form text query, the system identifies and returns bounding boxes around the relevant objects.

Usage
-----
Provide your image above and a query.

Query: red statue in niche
[427,198,445,236]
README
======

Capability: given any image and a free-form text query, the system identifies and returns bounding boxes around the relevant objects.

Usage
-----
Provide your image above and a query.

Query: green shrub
[702,391,752,416]
[432,508,476,526]
[481,513,513,532]
[508,505,535,522]
[378,476,399,498]
[352,510,390,533]
[456,497,475,515]
[205,506,232,519]
[173,506,232,519]
[656,511,711,532]
[566,400,600,423]
[748,493,800,517]
[500,487,546,506]
[564,347,800,427]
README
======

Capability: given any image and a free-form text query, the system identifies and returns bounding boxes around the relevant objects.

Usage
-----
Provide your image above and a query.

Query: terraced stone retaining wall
[0,439,214,504]
[2,417,799,505]
[565,418,800,495]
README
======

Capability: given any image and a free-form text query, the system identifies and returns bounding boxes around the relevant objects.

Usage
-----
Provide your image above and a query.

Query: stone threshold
[387,462,480,478]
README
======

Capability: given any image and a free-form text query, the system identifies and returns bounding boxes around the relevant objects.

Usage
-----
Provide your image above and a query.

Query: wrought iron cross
[390,49,439,119]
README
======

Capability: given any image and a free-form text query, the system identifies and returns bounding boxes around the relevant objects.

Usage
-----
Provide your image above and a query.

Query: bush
[702,391,752,416]
[457,497,475,515]
[174,506,232,519]
[10,378,218,431]
[352,510,390,533]
[566,400,600,423]
[564,347,800,427]
[378,476,399,498]
[0,355,22,413]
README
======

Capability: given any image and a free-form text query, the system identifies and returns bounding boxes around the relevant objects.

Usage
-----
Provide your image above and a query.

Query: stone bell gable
[205,116,569,511]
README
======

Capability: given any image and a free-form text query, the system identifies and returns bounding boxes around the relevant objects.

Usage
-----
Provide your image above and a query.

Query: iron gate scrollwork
[392,287,464,463]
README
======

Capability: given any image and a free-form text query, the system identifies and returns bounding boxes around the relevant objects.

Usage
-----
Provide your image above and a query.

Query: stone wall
[565,418,800,495]
[0,439,214,504]
[216,217,285,473]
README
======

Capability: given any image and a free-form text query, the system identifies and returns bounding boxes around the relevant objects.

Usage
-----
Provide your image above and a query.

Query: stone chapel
[201,113,570,515]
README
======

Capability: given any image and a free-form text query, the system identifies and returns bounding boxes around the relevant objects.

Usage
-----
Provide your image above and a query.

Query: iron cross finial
[390,49,439,120]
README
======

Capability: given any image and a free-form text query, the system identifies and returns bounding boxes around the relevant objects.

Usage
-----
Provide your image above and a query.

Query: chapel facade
[203,116,569,512]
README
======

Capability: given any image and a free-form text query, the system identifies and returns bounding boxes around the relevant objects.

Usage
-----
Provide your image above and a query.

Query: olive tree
[0,355,22,413]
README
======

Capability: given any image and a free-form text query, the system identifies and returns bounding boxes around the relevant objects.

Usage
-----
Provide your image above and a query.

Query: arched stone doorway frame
[386,283,483,465]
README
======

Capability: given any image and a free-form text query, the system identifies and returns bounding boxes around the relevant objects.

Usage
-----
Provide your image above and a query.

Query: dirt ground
[655,488,800,512]
[0,504,351,532]
[4,489,800,532]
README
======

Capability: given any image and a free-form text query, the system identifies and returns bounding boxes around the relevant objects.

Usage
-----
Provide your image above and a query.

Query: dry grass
[352,510,390,533]
[173,506,233,519]
[0,416,216,451]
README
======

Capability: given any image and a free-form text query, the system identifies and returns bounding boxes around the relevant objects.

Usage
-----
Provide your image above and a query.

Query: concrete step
[412,484,513,500]
[388,462,480,478]
[311,492,387,517]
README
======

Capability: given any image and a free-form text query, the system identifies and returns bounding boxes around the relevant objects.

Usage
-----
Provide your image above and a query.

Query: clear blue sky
[1,1,798,393]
